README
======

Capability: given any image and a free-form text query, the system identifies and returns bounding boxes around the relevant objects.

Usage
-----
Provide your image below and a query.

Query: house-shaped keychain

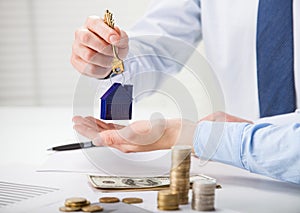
[100,83,133,120]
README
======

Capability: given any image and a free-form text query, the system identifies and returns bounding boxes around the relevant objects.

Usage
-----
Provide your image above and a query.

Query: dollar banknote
[89,174,215,189]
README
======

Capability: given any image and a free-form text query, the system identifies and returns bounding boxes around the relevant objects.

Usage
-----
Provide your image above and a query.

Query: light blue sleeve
[100,0,202,90]
[122,0,203,96]
[129,0,202,48]
[193,121,300,184]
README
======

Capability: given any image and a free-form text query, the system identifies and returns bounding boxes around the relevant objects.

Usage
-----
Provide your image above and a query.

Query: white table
[0,107,300,213]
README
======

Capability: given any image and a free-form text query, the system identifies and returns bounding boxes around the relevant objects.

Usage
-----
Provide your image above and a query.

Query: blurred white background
[0,0,146,106]
[0,0,208,117]
[0,0,211,166]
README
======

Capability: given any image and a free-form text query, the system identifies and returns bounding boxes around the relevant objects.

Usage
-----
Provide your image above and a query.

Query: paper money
[89,174,215,189]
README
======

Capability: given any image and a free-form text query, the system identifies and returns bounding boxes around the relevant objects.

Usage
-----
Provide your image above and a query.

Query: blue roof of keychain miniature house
[100,82,133,120]
[101,83,132,102]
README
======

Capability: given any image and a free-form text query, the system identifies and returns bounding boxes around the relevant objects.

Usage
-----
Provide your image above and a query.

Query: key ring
[110,72,125,86]
[101,9,133,120]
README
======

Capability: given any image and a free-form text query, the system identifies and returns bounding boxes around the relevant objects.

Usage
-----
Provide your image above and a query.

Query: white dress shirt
[121,0,300,183]
[127,0,300,120]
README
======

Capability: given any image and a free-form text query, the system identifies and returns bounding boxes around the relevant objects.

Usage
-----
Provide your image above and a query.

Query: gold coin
[158,200,179,204]
[170,171,190,177]
[81,205,103,212]
[172,156,191,162]
[170,184,190,190]
[158,190,179,199]
[158,197,179,202]
[122,197,143,204]
[158,206,179,211]
[158,201,179,205]
[65,200,90,208]
[171,164,190,171]
[59,206,81,212]
[178,198,189,205]
[158,189,178,195]
[99,197,120,203]
[170,178,190,183]
[158,202,179,207]
[65,197,87,205]
[157,190,179,210]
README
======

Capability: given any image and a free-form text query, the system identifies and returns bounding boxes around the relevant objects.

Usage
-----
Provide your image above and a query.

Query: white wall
[0,0,152,106]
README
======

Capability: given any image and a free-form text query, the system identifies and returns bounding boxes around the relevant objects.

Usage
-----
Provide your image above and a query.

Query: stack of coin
[191,179,216,211]
[59,197,103,212]
[170,145,192,205]
[157,189,179,211]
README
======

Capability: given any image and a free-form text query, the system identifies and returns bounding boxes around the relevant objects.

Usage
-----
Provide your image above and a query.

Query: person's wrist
[170,120,197,148]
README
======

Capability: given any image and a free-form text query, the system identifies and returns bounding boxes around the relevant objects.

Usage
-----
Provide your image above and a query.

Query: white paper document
[38,147,172,176]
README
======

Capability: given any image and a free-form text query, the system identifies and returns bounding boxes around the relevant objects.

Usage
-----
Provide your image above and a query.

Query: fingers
[72,42,113,67]
[73,116,126,144]
[73,116,193,153]
[84,17,129,49]
[120,120,166,145]
[74,28,113,56]
[72,116,101,140]
[92,130,124,150]
[73,116,100,130]
[73,124,99,140]
[92,120,168,152]
[85,116,124,130]
[114,26,129,49]
[70,54,111,78]
[71,27,112,78]
[94,130,145,153]
[71,16,129,78]
[72,116,102,140]
[84,16,120,45]
[73,116,118,132]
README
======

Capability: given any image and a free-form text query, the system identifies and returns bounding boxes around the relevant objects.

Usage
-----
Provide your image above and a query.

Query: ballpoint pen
[47,141,95,151]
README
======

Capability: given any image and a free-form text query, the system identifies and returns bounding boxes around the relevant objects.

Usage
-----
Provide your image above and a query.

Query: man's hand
[73,116,196,153]
[71,16,129,78]
[72,112,252,153]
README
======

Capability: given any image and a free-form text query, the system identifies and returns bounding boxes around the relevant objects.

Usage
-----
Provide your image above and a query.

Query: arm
[71,0,202,79]
[126,0,202,75]
[130,0,202,46]
[72,112,300,183]
[194,121,300,184]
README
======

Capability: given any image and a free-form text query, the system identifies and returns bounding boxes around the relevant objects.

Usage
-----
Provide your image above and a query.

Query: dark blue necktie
[256,0,296,118]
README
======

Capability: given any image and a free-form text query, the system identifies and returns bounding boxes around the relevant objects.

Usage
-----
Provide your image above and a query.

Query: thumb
[92,129,123,146]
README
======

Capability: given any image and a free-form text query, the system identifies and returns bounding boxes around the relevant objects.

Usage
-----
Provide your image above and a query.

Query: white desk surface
[0,107,300,213]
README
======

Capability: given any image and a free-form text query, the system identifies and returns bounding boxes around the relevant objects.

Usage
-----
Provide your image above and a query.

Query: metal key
[104,10,124,74]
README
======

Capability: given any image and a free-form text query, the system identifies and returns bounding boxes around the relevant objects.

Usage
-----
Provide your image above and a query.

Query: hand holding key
[104,10,124,74]
[71,12,129,78]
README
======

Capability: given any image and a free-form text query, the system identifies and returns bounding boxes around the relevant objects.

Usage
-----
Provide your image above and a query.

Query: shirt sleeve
[121,0,203,98]
[129,0,202,48]
[193,121,300,184]
[128,0,202,66]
